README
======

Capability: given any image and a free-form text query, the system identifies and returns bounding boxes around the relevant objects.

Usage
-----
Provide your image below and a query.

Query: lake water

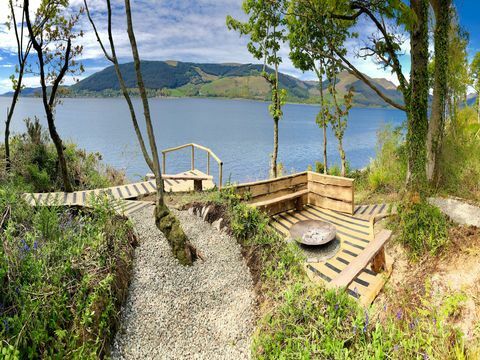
[0,97,405,184]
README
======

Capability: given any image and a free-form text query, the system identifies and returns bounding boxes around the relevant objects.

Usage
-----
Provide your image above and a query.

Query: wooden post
[219,162,223,189]
[207,152,210,175]
[162,152,166,174]
[371,247,386,273]
[191,145,195,171]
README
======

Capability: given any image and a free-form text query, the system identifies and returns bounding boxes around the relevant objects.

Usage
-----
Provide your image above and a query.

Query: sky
[0,0,479,94]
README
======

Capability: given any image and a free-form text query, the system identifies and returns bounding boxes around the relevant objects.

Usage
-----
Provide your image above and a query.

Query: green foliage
[367,125,407,192]
[1,118,125,192]
[253,280,467,359]
[395,198,449,258]
[439,107,480,200]
[0,188,135,358]
[230,202,271,242]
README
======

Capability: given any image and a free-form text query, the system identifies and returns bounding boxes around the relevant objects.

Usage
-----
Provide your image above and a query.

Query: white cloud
[0,0,411,89]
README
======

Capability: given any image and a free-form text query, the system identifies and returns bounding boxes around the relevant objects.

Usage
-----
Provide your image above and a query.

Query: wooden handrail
[161,143,223,188]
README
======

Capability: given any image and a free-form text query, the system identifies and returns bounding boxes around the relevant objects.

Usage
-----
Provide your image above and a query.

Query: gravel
[111,207,255,360]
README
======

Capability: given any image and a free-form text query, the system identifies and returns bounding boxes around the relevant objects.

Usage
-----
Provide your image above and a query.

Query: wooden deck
[270,204,393,306]
[23,169,215,216]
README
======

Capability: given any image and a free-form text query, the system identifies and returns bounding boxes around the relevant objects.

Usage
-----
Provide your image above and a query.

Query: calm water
[0,97,405,183]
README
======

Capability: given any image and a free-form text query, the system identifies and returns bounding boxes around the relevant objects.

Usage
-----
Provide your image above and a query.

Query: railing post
[162,152,166,174]
[219,162,223,189]
[191,145,195,171]
[207,152,210,175]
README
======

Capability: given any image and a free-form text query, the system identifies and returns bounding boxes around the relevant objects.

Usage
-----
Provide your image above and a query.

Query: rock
[188,207,195,216]
[212,218,224,231]
[202,206,212,222]
[429,197,480,227]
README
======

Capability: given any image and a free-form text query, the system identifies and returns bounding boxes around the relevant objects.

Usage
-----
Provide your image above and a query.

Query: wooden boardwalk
[23,169,215,217]
[270,204,394,306]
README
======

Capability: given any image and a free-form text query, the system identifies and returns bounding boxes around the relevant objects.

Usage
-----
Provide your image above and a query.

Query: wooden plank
[248,184,308,204]
[327,230,392,289]
[308,192,354,214]
[307,171,354,187]
[162,174,212,181]
[250,189,308,208]
[235,172,308,198]
[308,181,353,202]
[251,190,308,216]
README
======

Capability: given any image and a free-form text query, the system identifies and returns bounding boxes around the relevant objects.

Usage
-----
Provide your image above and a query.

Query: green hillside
[9,60,405,108]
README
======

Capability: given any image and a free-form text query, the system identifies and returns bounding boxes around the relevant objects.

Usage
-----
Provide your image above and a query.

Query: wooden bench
[327,229,392,290]
[250,189,309,216]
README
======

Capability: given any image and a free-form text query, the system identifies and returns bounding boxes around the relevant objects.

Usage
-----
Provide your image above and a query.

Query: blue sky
[0,0,479,94]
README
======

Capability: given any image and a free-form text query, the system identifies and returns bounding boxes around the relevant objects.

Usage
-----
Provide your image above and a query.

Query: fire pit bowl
[289,220,336,246]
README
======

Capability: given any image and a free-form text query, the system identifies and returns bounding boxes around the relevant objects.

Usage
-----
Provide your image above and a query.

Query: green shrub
[2,118,125,192]
[367,125,407,193]
[439,107,480,200]
[0,188,135,358]
[395,198,449,258]
[231,203,271,241]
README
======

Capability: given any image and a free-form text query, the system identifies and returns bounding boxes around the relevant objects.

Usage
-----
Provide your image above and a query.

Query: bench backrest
[235,172,308,204]
[307,171,354,214]
[234,171,355,214]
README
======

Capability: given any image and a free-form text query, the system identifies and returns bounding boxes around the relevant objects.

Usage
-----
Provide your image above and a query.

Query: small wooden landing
[269,204,393,306]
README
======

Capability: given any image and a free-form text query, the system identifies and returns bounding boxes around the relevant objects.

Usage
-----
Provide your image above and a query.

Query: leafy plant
[0,188,135,358]
[395,197,449,258]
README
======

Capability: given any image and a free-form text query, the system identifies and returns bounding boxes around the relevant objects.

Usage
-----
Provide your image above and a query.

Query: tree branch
[333,47,407,111]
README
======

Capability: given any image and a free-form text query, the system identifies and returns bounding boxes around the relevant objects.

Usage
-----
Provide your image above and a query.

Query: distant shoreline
[0,93,396,110]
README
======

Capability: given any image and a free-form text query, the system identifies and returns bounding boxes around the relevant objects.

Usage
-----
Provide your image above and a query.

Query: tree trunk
[271,117,279,178]
[339,138,346,177]
[5,66,25,173]
[46,108,72,192]
[270,63,280,179]
[406,0,429,191]
[323,122,327,174]
[24,0,72,192]
[318,66,328,174]
[426,0,451,184]
[478,93,480,124]
[124,0,195,265]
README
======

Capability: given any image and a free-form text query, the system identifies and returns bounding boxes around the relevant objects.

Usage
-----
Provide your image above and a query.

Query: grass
[0,185,136,359]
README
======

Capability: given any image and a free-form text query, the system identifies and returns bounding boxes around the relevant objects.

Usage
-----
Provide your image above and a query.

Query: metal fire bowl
[289,220,336,246]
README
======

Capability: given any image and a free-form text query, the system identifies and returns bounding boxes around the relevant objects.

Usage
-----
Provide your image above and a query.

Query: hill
[4,60,405,108]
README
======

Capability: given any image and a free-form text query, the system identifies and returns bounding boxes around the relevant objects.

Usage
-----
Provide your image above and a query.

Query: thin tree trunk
[4,69,23,172]
[317,64,328,174]
[124,0,195,265]
[339,138,346,177]
[406,0,429,191]
[426,0,451,184]
[271,62,280,178]
[24,0,72,192]
[478,93,480,124]
[323,122,327,174]
[272,117,279,178]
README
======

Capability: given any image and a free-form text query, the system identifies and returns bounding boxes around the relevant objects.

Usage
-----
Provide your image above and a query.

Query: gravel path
[111,208,255,360]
